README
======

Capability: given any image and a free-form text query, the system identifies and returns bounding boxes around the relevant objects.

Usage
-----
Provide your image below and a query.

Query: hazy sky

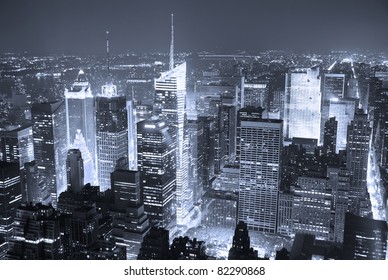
[1,0,388,55]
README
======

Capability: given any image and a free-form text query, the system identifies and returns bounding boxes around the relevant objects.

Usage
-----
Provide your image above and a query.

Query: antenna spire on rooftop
[169,14,174,71]
[106,30,110,77]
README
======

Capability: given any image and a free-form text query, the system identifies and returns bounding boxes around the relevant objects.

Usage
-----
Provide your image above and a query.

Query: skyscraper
[66,149,84,193]
[284,67,321,143]
[342,213,387,260]
[6,203,61,259]
[323,117,337,155]
[154,62,192,226]
[95,84,128,191]
[237,107,283,234]
[292,176,332,241]
[0,161,21,246]
[64,69,95,165]
[329,98,357,152]
[110,169,150,259]
[137,118,176,232]
[32,101,67,207]
[346,109,371,217]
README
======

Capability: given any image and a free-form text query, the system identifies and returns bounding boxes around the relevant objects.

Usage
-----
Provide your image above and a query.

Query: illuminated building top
[64,69,92,99]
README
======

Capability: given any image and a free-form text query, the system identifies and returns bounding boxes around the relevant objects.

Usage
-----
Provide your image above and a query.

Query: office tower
[329,98,357,152]
[32,101,67,207]
[346,109,371,217]
[0,125,34,169]
[0,161,21,246]
[244,82,269,109]
[292,176,332,241]
[64,69,95,171]
[95,83,128,191]
[187,119,204,204]
[218,164,239,192]
[137,227,170,260]
[154,62,192,226]
[6,203,61,259]
[327,167,350,243]
[67,205,99,259]
[228,221,258,260]
[66,149,84,193]
[24,160,49,205]
[127,98,137,171]
[323,117,337,155]
[368,77,388,168]
[284,67,321,143]
[237,107,282,233]
[110,169,150,260]
[72,130,94,185]
[277,191,293,237]
[321,73,346,141]
[137,118,176,232]
[342,213,387,260]
[220,93,237,166]
[0,125,34,202]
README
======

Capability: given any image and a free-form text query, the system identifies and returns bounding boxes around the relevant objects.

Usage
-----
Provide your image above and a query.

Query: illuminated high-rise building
[284,67,321,143]
[154,62,192,226]
[66,149,84,193]
[321,73,346,141]
[64,70,96,182]
[0,125,34,169]
[0,125,34,202]
[292,176,332,241]
[127,98,137,171]
[0,161,21,247]
[237,107,282,234]
[329,98,357,152]
[137,118,176,232]
[95,84,128,191]
[32,101,67,207]
[346,109,371,217]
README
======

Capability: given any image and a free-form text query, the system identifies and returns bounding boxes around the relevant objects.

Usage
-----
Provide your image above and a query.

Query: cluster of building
[0,19,388,260]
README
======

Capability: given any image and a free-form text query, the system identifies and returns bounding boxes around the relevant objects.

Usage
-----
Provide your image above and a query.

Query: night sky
[1,0,388,55]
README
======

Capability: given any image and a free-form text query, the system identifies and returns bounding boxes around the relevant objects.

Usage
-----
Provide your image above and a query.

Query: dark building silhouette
[67,205,99,259]
[24,160,49,205]
[323,117,337,155]
[137,227,170,260]
[170,236,208,260]
[66,149,84,193]
[110,169,150,260]
[289,233,341,260]
[6,203,62,259]
[342,213,387,260]
[228,221,258,260]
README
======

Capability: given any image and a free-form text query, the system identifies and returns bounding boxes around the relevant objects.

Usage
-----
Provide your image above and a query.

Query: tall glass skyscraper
[284,67,321,143]
[137,118,176,233]
[32,101,67,208]
[237,107,283,234]
[64,70,96,185]
[347,109,371,217]
[95,84,128,191]
[154,62,193,226]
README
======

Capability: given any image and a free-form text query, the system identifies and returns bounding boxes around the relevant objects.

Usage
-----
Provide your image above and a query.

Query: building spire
[106,30,110,77]
[169,14,174,71]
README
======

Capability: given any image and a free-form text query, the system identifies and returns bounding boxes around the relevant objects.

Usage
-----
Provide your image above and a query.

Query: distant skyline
[1,0,388,55]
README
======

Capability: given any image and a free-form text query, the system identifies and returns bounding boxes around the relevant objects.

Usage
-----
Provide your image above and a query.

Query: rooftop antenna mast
[106,30,110,77]
[169,14,174,71]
